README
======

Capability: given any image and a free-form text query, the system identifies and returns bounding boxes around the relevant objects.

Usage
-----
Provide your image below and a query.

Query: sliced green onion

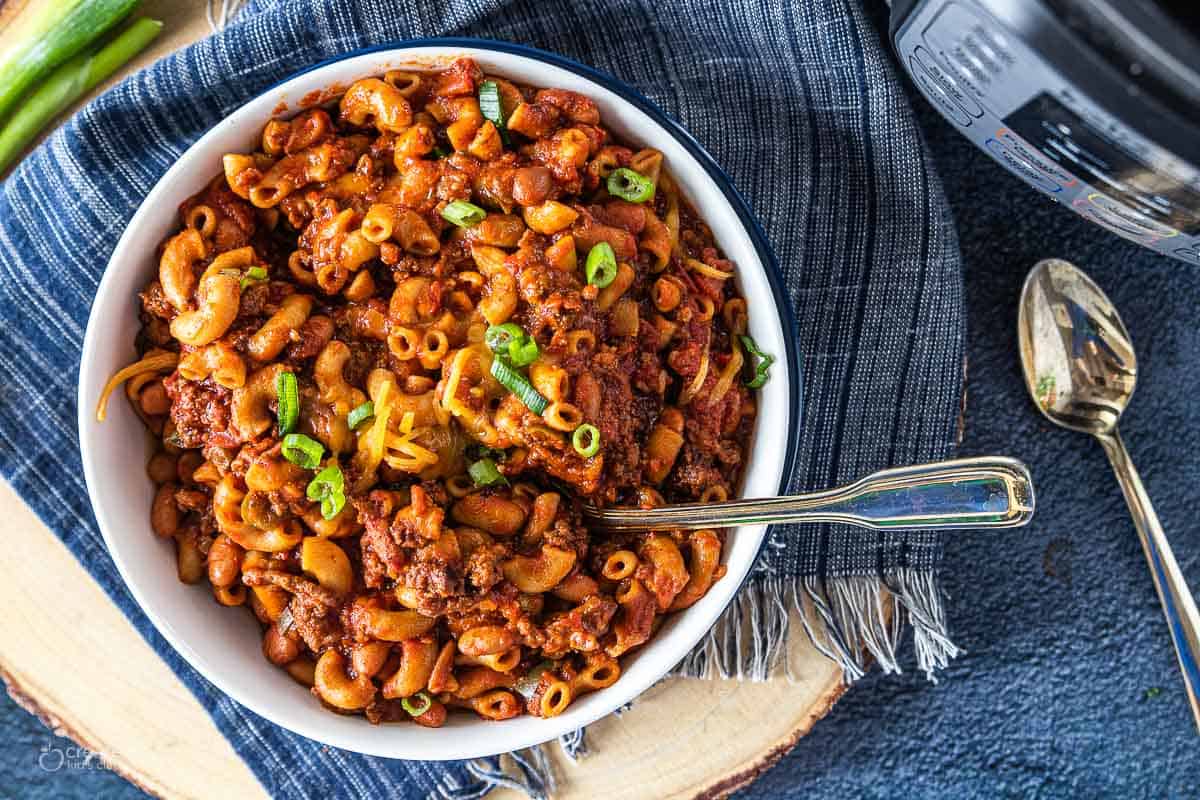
[485,323,539,367]
[572,424,601,457]
[275,371,299,434]
[606,167,655,203]
[478,79,511,146]
[739,335,775,389]
[401,690,433,717]
[490,356,548,415]
[0,15,161,174]
[468,458,508,487]
[347,401,375,430]
[585,242,617,288]
[484,323,524,354]
[281,433,323,469]
[478,80,505,128]
[508,337,539,367]
[431,144,450,159]
[320,493,346,520]
[307,465,347,520]
[306,464,344,501]
[441,200,486,228]
[240,266,268,290]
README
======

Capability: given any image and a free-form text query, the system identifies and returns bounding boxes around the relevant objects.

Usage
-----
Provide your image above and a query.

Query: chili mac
[99,57,773,725]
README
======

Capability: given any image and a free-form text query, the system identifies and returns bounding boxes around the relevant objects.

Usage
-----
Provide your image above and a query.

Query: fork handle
[590,456,1035,531]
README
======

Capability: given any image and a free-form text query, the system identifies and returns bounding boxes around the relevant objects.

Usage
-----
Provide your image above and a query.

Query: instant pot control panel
[892,0,1200,264]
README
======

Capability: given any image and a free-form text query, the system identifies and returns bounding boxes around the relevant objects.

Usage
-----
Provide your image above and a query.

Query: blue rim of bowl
[281,36,803,506]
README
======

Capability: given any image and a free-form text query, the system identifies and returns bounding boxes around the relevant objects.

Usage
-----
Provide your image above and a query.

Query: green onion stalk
[0,16,162,173]
[0,0,141,122]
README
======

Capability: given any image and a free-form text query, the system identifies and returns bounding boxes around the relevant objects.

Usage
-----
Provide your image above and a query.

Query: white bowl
[78,39,800,761]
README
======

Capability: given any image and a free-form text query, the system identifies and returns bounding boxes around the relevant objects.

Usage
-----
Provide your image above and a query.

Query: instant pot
[890,0,1200,264]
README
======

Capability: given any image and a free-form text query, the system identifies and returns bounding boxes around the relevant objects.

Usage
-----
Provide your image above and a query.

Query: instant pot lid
[1046,0,1200,129]
[888,0,1200,165]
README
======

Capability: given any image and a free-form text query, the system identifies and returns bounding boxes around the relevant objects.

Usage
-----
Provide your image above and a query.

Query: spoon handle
[1098,429,1200,732]
[584,456,1035,531]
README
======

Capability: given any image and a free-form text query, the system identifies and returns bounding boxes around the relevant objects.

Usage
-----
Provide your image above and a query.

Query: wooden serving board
[0,2,847,796]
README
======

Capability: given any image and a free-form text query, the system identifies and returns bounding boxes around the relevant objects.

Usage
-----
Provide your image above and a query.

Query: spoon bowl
[1018,258,1137,436]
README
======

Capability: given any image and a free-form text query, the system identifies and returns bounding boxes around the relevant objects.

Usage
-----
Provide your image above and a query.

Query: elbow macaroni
[112,57,758,727]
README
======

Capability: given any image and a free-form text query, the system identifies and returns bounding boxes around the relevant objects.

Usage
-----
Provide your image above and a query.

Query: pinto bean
[512,166,555,206]
[263,622,302,665]
[150,482,180,537]
[207,534,243,588]
[139,380,170,416]
[146,452,178,484]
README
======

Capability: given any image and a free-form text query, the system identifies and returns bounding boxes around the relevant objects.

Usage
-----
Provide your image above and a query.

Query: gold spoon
[1019,257,1200,731]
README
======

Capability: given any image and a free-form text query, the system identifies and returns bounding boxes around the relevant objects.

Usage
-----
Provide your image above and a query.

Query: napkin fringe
[557,727,588,762]
[206,0,250,31]
[443,747,556,800]
[890,567,962,681]
[672,570,959,682]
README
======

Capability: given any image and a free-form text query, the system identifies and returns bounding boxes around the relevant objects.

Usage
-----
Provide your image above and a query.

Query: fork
[582,456,1035,532]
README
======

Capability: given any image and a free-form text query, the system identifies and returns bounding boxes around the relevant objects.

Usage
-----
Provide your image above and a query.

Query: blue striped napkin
[0,0,963,796]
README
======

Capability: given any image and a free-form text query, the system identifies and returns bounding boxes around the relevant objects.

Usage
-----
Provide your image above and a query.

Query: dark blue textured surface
[737,42,1200,800]
[6,10,1200,800]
